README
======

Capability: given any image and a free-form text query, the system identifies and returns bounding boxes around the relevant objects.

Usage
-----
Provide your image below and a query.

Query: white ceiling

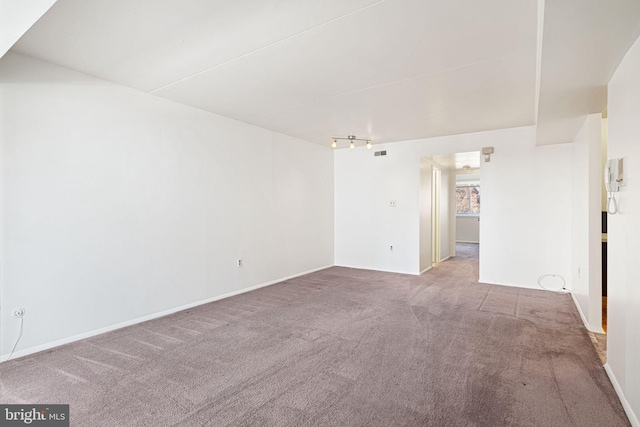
[8,0,640,147]
[536,0,640,145]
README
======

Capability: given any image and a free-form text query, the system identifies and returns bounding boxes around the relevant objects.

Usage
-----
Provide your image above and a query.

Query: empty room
[1,1,640,426]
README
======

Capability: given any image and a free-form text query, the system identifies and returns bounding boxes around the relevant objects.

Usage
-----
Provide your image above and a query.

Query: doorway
[432,166,441,264]
[454,171,481,245]
[601,108,608,334]
[419,158,451,273]
[431,151,481,277]
[420,151,480,275]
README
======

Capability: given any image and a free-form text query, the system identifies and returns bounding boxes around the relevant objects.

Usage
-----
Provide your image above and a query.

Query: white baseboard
[477,278,538,290]
[570,292,590,330]
[604,363,639,427]
[1,264,333,362]
[420,266,433,274]
[455,240,479,244]
[334,264,418,276]
[439,255,451,263]
[568,291,605,333]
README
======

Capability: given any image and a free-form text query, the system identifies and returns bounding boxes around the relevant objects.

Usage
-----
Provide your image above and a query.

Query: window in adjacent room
[455,185,480,215]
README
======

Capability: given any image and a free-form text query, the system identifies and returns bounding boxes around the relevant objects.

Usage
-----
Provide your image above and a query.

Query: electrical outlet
[237,258,243,268]
[577,267,581,278]
[13,308,25,318]
[389,200,397,207]
[390,245,393,251]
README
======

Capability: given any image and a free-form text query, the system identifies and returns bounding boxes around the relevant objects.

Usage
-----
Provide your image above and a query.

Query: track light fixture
[330,135,373,149]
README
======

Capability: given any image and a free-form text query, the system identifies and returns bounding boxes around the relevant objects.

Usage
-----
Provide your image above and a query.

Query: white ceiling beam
[0,0,57,58]
[536,0,640,145]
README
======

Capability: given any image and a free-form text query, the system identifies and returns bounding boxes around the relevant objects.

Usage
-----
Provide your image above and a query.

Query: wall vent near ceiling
[374,150,387,157]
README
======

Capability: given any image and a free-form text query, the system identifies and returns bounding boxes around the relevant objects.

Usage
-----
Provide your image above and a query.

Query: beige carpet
[588,331,607,365]
[0,244,629,426]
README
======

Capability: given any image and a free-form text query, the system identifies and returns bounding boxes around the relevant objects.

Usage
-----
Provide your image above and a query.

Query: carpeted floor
[0,243,630,426]
[588,331,607,365]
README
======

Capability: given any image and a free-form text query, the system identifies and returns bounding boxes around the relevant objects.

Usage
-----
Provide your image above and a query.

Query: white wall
[570,113,603,332]
[456,216,480,243]
[0,53,334,358]
[456,173,480,185]
[605,33,640,427]
[334,126,573,286]
[334,144,419,275]
[419,160,432,272]
[439,170,451,260]
[481,138,573,287]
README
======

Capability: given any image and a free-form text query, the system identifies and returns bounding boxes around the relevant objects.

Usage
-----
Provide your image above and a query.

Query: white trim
[420,266,433,274]
[439,255,452,263]
[570,291,590,329]
[1,264,333,362]
[456,240,480,244]
[334,264,418,276]
[604,363,639,427]
[569,291,605,333]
